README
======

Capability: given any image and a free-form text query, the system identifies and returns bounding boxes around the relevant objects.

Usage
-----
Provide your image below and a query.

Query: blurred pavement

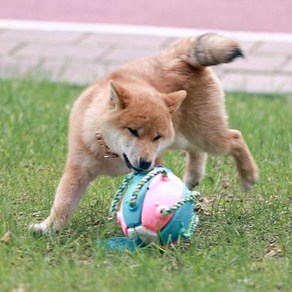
[1,21,292,93]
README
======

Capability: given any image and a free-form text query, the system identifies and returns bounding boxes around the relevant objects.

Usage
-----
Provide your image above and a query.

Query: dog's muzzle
[123,154,152,172]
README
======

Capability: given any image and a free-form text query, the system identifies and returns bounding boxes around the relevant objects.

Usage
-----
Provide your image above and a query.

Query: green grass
[0,78,291,292]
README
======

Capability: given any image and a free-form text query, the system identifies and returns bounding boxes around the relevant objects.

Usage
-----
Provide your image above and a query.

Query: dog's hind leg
[201,129,258,191]
[29,162,96,233]
[183,150,208,189]
[225,129,258,191]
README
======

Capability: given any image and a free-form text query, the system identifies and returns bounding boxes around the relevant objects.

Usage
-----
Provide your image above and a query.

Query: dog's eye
[128,127,139,137]
[153,134,162,141]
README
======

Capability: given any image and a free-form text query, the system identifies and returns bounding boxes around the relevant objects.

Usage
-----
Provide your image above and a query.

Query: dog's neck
[96,131,119,158]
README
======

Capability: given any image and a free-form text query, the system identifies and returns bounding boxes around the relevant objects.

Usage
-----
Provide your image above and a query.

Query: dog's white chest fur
[171,132,192,149]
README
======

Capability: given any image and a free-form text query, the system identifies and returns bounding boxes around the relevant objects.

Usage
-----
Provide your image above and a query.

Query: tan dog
[30,33,258,233]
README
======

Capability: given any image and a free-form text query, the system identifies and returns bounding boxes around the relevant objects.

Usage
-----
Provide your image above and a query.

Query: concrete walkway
[1,21,292,93]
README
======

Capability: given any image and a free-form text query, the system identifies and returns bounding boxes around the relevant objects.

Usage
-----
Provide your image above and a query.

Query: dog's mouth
[123,153,141,172]
[123,153,149,173]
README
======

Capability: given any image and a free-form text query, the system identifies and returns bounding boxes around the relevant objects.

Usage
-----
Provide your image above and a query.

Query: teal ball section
[120,171,151,229]
[158,184,195,245]
[113,166,200,246]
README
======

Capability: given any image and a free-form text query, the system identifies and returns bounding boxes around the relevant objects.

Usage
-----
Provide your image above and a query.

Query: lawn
[0,78,291,292]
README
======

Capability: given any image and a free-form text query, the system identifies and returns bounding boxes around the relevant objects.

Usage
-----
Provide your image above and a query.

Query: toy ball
[110,166,200,246]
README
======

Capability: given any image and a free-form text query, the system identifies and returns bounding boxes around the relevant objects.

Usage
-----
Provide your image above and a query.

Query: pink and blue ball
[116,167,198,246]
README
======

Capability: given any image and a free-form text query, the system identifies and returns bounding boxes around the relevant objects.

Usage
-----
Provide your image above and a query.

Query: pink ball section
[141,173,184,233]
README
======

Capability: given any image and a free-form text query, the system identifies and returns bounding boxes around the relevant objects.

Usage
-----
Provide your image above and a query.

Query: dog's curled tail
[176,33,244,67]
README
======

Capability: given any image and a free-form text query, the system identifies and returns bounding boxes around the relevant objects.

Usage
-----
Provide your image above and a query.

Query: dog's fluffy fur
[30,33,258,233]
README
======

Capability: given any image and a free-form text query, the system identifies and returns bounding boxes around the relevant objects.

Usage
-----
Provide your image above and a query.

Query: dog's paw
[183,169,205,190]
[28,222,49,234]
[240,169,259,192]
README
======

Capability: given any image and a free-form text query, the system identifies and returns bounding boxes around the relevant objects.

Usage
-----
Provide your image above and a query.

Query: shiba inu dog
[30,33,258,233]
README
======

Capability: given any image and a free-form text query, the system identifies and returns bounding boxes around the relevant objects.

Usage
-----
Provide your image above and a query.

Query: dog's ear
[163,90,187,114]
[109,80,130,109]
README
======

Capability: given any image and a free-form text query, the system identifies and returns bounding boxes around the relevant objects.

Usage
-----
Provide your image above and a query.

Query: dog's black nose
[139,159,152,170]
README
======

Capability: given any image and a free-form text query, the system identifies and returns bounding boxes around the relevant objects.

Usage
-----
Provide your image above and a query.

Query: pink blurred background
[1,0,292,33]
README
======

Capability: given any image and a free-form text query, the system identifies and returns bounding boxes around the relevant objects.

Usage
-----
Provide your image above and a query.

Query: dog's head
[100,80,186,172]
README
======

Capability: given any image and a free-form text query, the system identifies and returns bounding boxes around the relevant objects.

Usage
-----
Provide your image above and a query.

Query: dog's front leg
[29,163,94,233]
[183,150,208,189]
